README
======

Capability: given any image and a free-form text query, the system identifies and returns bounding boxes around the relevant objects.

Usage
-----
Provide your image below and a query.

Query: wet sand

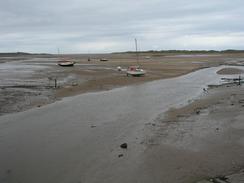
[1,52,244,116]
[0,53,244,182]
[147,84,244,183]
[0,66,244,183]
[217,67,244,75]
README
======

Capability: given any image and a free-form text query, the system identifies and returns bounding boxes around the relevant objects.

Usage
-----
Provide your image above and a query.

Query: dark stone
[120,143,128,149]
[118,154,124,158]
[196,110,200,114]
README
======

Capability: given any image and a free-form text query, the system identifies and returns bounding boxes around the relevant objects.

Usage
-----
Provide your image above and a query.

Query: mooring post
[54,78,57,88]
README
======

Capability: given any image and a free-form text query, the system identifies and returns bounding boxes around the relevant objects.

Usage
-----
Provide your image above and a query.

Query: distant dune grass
[114,50,244,54]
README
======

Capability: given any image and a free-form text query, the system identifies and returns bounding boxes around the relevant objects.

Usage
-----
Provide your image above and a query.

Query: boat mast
[135,38,139,66]
[57,48,61,60]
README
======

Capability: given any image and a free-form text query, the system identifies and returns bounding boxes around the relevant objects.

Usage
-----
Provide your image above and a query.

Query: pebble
[120,143,128,149]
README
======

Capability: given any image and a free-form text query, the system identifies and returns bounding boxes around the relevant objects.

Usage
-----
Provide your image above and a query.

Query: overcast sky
[0,0,244,53]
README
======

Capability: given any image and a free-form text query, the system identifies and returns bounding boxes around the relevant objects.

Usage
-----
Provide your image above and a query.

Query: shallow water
[0,61,48,86]
[0,65,243,183]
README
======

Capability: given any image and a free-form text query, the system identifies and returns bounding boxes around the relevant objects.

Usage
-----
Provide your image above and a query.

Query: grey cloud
[0,0,244,53]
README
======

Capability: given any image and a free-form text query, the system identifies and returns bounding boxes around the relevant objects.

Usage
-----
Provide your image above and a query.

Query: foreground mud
[144,84,244,183]
[197,169,244,183]
[0,66,244,183]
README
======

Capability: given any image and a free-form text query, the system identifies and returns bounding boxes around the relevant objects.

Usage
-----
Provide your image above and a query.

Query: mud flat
[148,84,244,183]
[0,66,244,183]
[217,67,244,75]
[1,53,244,116]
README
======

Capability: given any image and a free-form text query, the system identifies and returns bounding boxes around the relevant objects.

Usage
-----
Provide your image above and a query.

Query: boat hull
[58,61,75,67]
[126,70,146,77]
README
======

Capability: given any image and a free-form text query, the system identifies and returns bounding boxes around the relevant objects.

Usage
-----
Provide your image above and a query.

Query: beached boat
[100,58,108,61]
[126,66,146,76]
[126,39,146,77]
[56,48,75,67]
[58,60,75,67]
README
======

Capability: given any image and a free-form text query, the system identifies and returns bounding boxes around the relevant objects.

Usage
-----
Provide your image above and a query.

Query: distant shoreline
[1,49,244,56]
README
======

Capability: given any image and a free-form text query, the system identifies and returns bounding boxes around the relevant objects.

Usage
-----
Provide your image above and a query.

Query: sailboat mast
[135,38,139,66]
[57,48,62,61]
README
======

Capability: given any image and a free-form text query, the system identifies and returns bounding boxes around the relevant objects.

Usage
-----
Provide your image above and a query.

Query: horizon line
[1,49,244,55]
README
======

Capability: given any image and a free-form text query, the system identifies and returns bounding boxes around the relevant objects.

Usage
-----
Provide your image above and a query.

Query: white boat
[126,39,146,77]
[126,66,146,76]
[58,60,75,67]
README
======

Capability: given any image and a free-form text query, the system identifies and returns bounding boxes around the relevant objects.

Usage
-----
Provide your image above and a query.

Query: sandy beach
[0,53,244,183]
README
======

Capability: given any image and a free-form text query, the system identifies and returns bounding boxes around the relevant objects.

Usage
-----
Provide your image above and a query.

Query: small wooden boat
[58,60,75,67]
[100,58,108,61]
